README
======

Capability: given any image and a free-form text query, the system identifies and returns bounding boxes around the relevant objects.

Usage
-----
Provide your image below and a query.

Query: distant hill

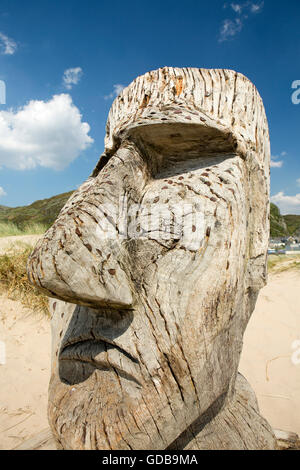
[1,192,300,238]
[283,213,300,238]
[0,191,74,228]
[270,203,300,238]
[270,203,288,237]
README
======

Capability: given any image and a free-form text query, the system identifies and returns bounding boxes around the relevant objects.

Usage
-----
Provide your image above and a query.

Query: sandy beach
[239,269,300,436]
[0,235,50,450]
[0,235,299,448]
[0,296,50,450]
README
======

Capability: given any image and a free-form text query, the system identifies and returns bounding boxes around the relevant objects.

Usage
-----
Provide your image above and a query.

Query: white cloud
[297,178,300,187]
[231,3,243,14]
[219,2,264,42]
[63,67,83,90]
[0,187,6,197]
[219,18,243,42]
[0,32,17,55]
[104,84,125,100]
[271,192,300,215]
[270,151,287,168]
[0,94,93,171]
[270,160,283,168]
[250,2,264,13]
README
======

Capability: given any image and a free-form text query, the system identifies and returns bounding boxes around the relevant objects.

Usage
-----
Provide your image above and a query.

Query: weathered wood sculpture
[27,67,276,450]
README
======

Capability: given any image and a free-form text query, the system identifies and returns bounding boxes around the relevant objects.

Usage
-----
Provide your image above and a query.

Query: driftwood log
[27,67,277,450]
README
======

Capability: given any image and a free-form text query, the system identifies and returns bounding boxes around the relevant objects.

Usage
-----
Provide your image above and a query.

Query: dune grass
[268,254,300,273]
[0,245,49,315]
[0,222,48,238]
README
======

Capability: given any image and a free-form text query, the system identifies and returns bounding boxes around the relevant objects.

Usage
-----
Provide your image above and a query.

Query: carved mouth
[59,338,142,386]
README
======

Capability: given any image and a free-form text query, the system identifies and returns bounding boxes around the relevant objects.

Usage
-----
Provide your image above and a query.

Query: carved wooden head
[27,67,270,449]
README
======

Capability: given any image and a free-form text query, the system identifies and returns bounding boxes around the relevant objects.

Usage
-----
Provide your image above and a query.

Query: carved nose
[27,140,148,309]
[27,214,133,309]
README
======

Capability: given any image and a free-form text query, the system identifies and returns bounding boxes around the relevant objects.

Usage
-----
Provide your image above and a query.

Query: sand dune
[0,235,41,255]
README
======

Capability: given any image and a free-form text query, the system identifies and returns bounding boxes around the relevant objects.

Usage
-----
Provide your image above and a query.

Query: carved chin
[48,370,141,450]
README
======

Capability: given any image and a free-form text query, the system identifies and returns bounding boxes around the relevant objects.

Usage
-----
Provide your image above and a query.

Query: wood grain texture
[14,375,279,451]
[14,428,57,451]
[27,67,274,450]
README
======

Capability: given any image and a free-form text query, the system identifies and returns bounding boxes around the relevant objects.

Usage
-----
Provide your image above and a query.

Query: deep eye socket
[127,122,238,178]
[91,122,238,184]
[147,154,236,182]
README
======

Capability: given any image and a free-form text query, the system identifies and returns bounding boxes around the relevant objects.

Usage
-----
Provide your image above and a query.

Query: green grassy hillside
[270,203,300,238]
[0,191,74,229]
[283,214,300,237]
[270,203,287,237]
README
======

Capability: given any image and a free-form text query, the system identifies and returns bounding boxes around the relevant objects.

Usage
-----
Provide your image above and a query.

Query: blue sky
[0,0,300,214]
